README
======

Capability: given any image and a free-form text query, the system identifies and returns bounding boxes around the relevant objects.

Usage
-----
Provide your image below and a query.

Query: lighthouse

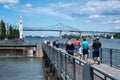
[19,16,23,39]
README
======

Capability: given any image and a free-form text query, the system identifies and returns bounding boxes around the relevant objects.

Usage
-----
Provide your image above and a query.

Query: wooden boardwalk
[74,55,120,79]
[59,48,120,79]
[91,61,120,78]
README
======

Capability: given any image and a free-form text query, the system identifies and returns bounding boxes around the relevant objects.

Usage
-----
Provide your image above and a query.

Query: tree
[7,25,13,39]
[7,25,20,39]
[13,29,19,38]
[0,20,6,40]
[0,19,20,40]
[114,33,120,38]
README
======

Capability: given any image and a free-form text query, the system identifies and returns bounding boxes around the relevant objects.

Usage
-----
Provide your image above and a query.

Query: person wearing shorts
[82,38,89,61]
[74,38,80,56]
[92,37,101,65]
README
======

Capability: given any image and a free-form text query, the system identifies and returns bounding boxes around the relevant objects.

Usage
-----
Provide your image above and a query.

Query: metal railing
[42,43,120,80]
[59,43,120,69]
[90,65,120,80]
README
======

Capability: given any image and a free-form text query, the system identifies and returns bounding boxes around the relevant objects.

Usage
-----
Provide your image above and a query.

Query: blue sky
[0,0,120,36]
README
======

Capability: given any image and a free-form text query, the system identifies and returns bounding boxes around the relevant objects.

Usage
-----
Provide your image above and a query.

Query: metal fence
[59,43,120,69]
[42,43,119,80]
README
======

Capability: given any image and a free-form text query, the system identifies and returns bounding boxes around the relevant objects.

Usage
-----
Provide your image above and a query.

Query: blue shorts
[83,49,89,55]
[93,50,100,58]
[74,46,80,51]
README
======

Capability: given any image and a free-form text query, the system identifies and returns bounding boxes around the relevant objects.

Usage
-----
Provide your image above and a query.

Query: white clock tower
[19,16,23,38]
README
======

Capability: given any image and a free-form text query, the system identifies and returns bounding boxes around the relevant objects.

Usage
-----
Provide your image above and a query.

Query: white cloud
[89,15,104,19]
[3,4,15,9]
[33,7,73,20]
[49,2,79,9]
[104,18,120,24]
[17,1,120,21]
[112,26,120,31]
[18,2,74,20]
[47,1,120,19]
[26,3,32,8]
[19,9,28,13]
[86,15,105,22]
[109,20,120,24]
[114,26,120,29]
[78,0,120,16]
[0,0,19,4]
[3,4,10,9]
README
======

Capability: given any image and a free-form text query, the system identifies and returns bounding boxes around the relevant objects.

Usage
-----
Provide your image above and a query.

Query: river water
[0,37,120,80]
[0,58,46,80]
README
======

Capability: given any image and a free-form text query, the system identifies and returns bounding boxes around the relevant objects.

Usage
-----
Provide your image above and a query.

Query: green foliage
[62,33,80,39]
[0,20,20,40]
[114,33,120,38]
[0,20,6,40]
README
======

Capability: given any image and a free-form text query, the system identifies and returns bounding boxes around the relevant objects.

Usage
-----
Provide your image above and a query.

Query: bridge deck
[58,48,120,79]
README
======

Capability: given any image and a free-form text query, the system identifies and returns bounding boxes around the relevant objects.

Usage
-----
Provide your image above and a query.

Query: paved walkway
[91,61,120,78]
[58,48,120,79]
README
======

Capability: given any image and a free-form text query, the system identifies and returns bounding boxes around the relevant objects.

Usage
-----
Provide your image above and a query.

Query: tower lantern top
[20,16,22,19]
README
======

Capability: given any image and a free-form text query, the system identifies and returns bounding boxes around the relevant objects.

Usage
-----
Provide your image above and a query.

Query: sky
[0,0,120,36]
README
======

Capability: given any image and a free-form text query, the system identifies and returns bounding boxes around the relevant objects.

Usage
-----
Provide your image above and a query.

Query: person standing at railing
[92,37,102,65]
[66,37,74,63]
[74,38,81,56]
[53,40,59,48]
[82,37,89,61]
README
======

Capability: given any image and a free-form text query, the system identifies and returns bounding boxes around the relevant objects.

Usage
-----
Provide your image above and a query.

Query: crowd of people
[44,40,59,48]
[66,37,101,65]
[44,37,102,65]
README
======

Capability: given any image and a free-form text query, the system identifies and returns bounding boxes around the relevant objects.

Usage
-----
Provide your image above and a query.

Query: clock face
[20,22,22,24]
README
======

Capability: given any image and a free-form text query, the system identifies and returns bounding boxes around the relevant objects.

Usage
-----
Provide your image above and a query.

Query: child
[79,47,83,59]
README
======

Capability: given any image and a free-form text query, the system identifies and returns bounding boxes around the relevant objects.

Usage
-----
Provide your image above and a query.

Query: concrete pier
[36,44,43,57]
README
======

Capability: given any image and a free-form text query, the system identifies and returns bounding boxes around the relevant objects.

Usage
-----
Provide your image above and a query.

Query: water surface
[0,58,46,80]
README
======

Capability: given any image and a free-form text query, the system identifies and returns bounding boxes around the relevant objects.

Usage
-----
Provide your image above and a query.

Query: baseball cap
[96,37,99,40]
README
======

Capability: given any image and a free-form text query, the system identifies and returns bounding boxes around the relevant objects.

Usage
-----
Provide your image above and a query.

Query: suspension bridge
[18,16,118,39]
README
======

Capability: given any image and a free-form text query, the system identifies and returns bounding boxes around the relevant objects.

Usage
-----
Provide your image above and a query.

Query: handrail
[58,43,120,68]
[42,43,120,80]
[91,65,120,80]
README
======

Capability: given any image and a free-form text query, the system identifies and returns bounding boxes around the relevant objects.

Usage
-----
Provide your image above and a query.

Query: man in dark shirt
[92,37,101,65]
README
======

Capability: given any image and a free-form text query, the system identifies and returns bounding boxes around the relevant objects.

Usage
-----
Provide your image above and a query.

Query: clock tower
[19,16,23,38]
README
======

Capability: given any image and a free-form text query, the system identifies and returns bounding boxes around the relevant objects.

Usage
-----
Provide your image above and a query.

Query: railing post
[90,66,93,80]
[72,58,76,80]
[100,48,102,63]
[83,63,92,80]
[60,51,63,73]
[65,54,67,80]
[110,49,112,67]
[57,50,61,79]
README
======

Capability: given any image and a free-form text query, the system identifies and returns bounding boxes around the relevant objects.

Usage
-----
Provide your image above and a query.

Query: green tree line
[114,33,120,38]
[0,20,19,40]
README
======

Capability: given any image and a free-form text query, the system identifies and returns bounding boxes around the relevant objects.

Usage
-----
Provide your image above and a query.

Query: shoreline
[0,38,24,44]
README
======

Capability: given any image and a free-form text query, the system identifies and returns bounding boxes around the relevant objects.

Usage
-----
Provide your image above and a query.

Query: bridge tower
[79,32,82,39]
[19,16,23,38]
[59,31,62,39]
[92,32,94,39]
